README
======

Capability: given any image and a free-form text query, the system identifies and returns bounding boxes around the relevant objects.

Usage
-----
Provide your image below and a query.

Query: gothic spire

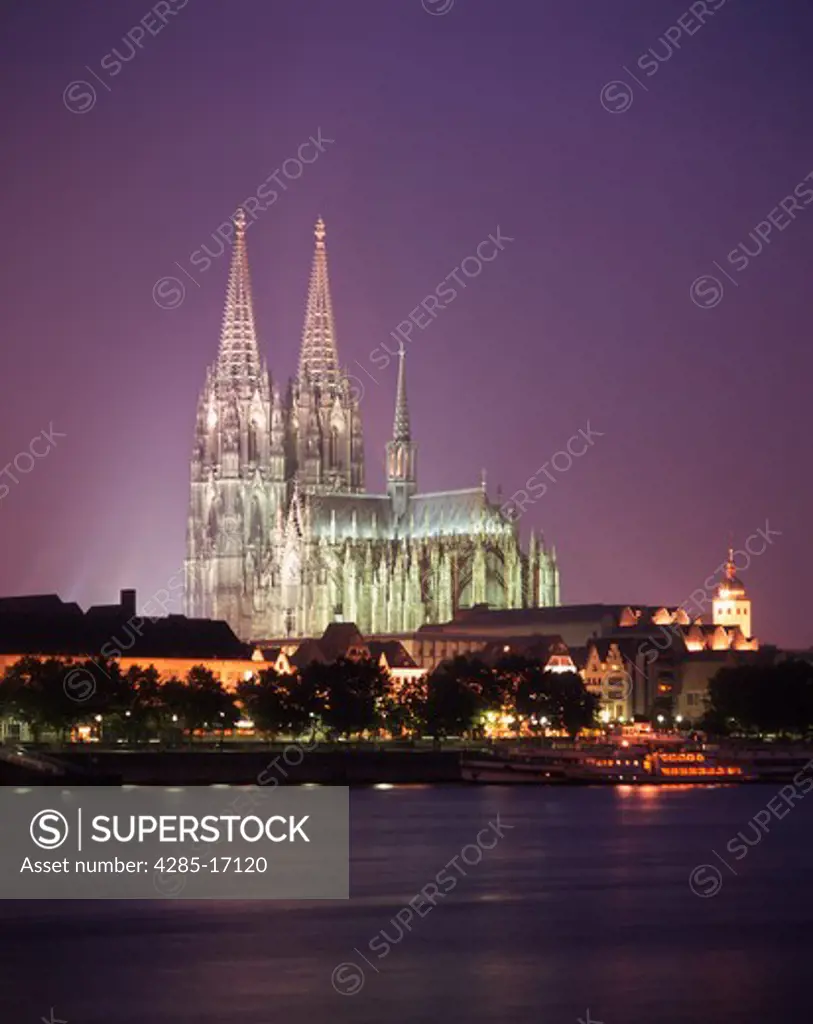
[216,208,261,387]
[386,343,417,518]
[298,217,340,388]
[393,344,411,442]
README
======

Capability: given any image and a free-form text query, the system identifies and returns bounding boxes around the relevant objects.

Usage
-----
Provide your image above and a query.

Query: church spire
[386,346,417,520]
[724,534,739,584]
[216,208,261,387]
[392,344,411,442]
[713,537,752,638]
[298,217,340,388]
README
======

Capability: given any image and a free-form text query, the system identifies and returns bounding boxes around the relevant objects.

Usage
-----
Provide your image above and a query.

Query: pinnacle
[299,217,340,388]
[215,208,261,387]
[392,345,411,442]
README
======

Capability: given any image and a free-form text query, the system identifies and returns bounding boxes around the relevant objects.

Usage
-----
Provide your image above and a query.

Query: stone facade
[184,212,560,641]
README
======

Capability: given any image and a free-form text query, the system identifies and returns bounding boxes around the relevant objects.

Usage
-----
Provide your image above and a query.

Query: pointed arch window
[249,496,263,544]
[330,426,340,469]
[248,412,263,463]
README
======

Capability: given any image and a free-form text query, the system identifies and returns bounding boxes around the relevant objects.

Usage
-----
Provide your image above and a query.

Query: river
[0,784,810,1024]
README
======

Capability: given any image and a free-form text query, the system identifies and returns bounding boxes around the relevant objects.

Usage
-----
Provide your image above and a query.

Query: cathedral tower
[288,218,365,494]
[184,209,283,637]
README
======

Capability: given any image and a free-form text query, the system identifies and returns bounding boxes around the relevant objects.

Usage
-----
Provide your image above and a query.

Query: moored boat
[459,751,572,783]
[460,744,755,784]
[568,748,755,784]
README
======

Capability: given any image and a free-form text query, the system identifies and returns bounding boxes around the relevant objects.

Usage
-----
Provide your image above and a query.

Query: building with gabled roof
[0,589,260,696]
[264,623,424,689]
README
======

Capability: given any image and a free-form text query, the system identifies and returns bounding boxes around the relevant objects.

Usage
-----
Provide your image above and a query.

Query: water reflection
[0,786,810,1024]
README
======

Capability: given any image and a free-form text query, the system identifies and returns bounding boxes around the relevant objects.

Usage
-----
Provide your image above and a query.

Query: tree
[495,655,550,735]
[238,668,314,738]
[301,657,389,739]
[704,661,813,738]
[160,667,239,739]
[546,670,599,737]
[425,658,484,739]
[117,665,164,742]
[0,657,63,741]
[382,674,428,738]
[157,677,190,739]
[470,657,513,721]
[71,657,131,738]
[0,656,125,742]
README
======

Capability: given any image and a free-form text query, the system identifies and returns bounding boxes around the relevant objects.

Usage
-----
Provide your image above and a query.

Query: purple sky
[0,0,810,647]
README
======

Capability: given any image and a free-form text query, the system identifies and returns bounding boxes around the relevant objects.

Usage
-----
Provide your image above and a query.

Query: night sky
[0,0,810,647]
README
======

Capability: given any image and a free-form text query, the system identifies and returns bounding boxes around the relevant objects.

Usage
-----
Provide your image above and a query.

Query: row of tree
[703,661,813,738]
[0,654,600,742]
[0,657,237,743]
[5,654,811,742]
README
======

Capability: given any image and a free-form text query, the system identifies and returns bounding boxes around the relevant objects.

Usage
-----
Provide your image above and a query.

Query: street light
[656,715,665,725]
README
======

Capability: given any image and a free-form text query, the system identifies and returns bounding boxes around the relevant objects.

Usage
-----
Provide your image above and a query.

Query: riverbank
[3,742,812,786]
[3,747,466,785]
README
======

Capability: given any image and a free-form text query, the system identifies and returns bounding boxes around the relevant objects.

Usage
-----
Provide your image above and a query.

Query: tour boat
[459,750,573,784]
[460,745,755,784]
[566,748,754,784]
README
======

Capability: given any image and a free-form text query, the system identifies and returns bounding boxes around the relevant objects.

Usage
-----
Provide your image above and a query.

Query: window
[330,427,340,468]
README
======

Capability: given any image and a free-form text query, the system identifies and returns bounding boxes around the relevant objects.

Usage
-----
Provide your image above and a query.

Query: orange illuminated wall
[0,652,261,693]
[712,592,751,639]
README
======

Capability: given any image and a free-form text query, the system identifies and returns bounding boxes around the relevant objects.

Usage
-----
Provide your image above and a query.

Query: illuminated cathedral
[184,211,560,640]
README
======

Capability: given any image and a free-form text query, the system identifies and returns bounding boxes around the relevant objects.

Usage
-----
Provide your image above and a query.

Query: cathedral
[184,210,560,641]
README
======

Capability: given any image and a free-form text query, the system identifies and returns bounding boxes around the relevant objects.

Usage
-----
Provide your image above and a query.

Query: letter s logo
[30,809,69,849]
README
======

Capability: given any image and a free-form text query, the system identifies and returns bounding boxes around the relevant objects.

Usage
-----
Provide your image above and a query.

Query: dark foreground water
[1,784,811,1024]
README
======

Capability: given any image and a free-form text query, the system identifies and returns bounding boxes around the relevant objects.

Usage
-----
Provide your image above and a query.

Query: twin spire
[216,208,261,386]
[299,215,341,389]
[216,210,339,392]
[214,211,411,445]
